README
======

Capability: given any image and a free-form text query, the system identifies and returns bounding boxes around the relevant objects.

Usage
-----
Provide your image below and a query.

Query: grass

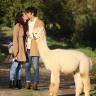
[0,26,13,37]
[19,89,47,96]
[19,89,32,96]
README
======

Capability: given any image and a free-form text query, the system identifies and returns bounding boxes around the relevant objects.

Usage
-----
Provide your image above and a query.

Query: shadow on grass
[91,78,96,84]
[49,42,78,50]
[90,63,96,74]
[57,94,75,96]
[90,78,96,96]
[90,90,96,96]
[0,45,8,54]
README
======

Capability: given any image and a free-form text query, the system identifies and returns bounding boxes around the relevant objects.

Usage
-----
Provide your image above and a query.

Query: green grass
[0,26,13,37]
[19,88,48,96]
[0,26,13,40]
[19,89,32,96]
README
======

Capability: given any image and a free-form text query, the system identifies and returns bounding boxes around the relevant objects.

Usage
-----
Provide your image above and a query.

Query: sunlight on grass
[1,26,13,37]
[19,88,48,96]
[19,89,32,96]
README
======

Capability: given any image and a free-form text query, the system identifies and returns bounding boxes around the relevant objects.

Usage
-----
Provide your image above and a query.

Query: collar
[30,17,37,22]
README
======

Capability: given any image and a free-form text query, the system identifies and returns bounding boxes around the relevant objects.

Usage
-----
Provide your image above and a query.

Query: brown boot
[33,83,38,90]
[26,82,31,89]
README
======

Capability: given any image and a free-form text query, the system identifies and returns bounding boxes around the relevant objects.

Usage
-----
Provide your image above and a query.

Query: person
[9,11,28,89]
[25,7,44,90]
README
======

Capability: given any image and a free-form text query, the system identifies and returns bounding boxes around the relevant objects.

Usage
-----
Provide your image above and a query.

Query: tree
[0,0,32,27]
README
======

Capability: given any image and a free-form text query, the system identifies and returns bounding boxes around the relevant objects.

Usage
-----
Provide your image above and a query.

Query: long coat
[13,23,26,62]
[26,17,44,56]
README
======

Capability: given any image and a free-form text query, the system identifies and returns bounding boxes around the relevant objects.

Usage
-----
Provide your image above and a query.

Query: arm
[13,24,20,57]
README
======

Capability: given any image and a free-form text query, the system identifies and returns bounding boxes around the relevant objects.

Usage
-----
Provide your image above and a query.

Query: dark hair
[14,11,24,25]
[23,20,28,33]
[25,7,37,17]
[23,20,28,45]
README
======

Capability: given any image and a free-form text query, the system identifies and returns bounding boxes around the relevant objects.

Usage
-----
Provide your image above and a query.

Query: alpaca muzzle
[32,33,37,40]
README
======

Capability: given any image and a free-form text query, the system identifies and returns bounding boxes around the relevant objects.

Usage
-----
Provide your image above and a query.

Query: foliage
[0,0,32,27]
[0,0,96,46]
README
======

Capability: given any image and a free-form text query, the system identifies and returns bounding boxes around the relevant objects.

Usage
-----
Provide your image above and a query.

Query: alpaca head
[32,27,46,42]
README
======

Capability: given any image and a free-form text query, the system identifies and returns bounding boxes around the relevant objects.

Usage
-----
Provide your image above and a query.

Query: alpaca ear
[40,27,44,32]
[40,27,46,35]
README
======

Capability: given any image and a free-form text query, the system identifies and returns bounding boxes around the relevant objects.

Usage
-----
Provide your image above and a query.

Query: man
[25,7,44,90]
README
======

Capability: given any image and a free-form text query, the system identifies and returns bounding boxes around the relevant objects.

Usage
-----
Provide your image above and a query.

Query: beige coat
[26,17,44,56]
[13,23,26,62]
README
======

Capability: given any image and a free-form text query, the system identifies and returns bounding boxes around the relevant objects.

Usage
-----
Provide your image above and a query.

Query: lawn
[0,26,13,37]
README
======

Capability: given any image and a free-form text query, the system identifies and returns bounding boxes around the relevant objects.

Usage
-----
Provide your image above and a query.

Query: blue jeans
[25,49,39,84]
[10,61,22,80]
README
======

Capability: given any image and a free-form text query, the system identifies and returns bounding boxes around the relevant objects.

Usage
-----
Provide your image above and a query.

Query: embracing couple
[9,7,44,90]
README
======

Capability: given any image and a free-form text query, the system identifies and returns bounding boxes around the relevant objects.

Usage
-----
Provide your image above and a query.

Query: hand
[14,53,17,57]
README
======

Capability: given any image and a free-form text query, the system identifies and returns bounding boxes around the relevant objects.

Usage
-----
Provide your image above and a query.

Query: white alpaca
[32,27,92,96]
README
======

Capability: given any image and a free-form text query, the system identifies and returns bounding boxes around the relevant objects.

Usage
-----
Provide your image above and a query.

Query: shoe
[26,82,31,89]
[33,83,38,90]
[16,80,22,89]
[9,80,15,88]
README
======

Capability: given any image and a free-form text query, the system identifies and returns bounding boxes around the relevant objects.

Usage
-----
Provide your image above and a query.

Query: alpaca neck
[37,37,50,57]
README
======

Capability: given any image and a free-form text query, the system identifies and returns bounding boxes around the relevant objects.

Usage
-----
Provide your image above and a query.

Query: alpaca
[32,27,92,96]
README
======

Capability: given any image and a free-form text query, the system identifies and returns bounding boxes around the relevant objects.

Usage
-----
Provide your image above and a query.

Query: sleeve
[13,24,20,54]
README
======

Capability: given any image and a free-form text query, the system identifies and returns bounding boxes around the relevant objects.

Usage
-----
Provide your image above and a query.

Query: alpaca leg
[49,71,60,96]
[74,73,83,96]
[81,73,90,96]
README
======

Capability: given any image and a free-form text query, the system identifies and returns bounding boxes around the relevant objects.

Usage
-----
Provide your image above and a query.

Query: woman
[9,11,28,89]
